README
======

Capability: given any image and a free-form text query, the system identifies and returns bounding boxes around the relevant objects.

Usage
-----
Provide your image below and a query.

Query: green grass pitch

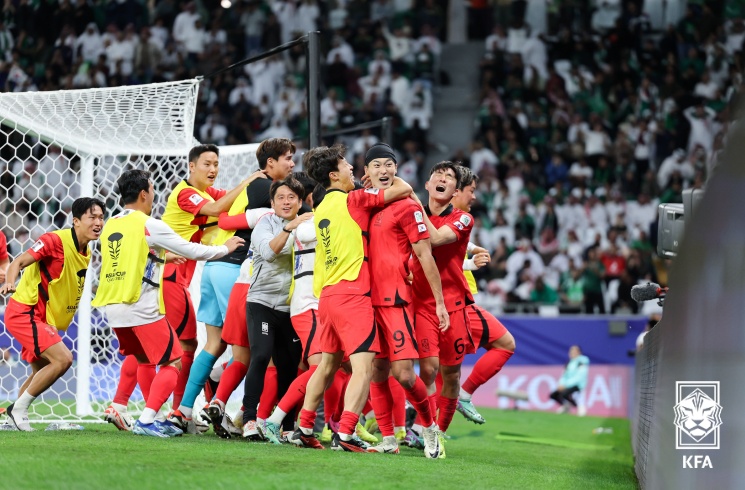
[1,408,637,490]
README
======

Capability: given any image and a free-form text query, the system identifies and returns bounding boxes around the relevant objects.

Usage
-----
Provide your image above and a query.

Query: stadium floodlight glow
[221,0,231,8]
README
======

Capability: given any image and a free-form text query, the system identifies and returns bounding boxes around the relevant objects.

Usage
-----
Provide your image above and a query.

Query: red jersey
[162,183,226,286]
[0,232,8,262]
[369,197,429,306]
[22,232,67,321]
[411,204,474,312]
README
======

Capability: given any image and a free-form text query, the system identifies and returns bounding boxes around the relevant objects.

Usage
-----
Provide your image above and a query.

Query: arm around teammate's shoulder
[145,217,239,260]
[382,176,413,204]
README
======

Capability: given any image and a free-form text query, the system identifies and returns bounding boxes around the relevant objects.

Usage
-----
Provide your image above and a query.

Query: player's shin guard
[370,380,395,437]
[388,376,407,429]
[137,364,157,403]
[180,350,217,410]
[437,395,458,432]
[146,365,180,412]
[257,366,278,420]
[172,350,194,408]
[214,361,248,405]
[405,376,434,427]
[277,365,317,413]
[113,355,139,406]
[462,348,513,395]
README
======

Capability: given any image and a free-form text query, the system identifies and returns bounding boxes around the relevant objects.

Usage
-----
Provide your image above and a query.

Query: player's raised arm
[199,170,267,217]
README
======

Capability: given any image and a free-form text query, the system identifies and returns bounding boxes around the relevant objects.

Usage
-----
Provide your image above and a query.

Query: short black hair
[430,161,462,188]
[256,138,296,170]
[456,166,478,190]
[294,171,317,198]
[270,176,305,202]
[306,144,346,188]
[311,183,327,208]
[116,169,151,205]
[71,197,105,220]
[188,144,219,163]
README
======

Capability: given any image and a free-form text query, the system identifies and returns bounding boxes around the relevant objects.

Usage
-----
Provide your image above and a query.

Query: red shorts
[374,304,419,361]
[221,283,250,348]
[467,305,508,349]
[3,298,63,364]
[114,318,184,365]
[318,293,379,356]
[162,279,197,341]
[414,306,475,366]
[292,309,321,362]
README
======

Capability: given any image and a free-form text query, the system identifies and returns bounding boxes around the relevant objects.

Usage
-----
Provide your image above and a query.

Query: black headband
[365,143,396,165]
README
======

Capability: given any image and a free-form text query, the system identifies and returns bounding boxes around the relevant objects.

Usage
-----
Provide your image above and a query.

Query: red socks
[278,365,317,413]
[389,376,406,428]
[370,380,394,437]
[257,366,278,419]
[136,364,157,403]
[462,348,514,395]
[215,361,248,405]
[299,408,316,431]
[145,365,180,412]
[437,395,458,432]
[172,350,194,408]
[404,376,434,427]
[325,370,348,423]
[339,410,359,437]
[113,355,138,406]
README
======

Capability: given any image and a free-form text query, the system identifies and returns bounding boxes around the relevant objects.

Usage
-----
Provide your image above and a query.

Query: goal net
[0,79,238,422]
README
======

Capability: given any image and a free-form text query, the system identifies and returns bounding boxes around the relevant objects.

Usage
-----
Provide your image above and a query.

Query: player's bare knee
[391,362,416,389]
[494,332,516,352]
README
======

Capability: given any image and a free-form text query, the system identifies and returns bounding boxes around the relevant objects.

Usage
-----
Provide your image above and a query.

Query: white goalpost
[0,80,259,423]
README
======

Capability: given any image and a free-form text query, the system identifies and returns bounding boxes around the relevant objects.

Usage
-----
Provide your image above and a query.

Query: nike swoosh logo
[393,348,405,354]
[455,355,463,361]
[292,338,301,342]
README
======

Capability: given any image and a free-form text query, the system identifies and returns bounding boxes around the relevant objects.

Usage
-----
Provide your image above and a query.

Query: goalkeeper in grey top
[241,176,314,439]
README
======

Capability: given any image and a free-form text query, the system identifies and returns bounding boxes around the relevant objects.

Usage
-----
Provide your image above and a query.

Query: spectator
[549,345,589,416]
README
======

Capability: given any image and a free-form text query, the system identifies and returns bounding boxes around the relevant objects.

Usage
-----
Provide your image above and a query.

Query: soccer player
[411,162,476,442]
[171,138,296,432]
[362,143,447,456]
[241,176,311,439]
[159,144,254,432]
[451,168,515,424]
[288,144,413,452]
[93,170,244,437]
[0,197,105,431]
[0,230,9,284]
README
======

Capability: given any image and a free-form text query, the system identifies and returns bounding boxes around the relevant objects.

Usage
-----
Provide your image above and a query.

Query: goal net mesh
[0,79,258,422]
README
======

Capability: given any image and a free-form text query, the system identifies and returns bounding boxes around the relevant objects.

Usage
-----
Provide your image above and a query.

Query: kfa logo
[107,232,123,268]
[674,381,722,450]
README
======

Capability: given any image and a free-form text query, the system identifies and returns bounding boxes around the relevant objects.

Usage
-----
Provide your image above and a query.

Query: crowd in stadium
[0,0,739,315]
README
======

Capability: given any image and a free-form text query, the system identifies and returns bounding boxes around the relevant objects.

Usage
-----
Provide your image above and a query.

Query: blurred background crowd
[0,0,741,315]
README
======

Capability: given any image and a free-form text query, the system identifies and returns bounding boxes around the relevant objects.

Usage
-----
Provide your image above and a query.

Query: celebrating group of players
[0,138,516,458]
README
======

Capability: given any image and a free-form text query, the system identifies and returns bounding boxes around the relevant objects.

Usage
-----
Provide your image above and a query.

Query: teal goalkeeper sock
[179,351,218,410]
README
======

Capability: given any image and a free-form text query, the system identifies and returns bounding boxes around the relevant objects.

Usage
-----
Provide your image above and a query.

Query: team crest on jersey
[364,188,380,194]
[31,240,44,252]
[459,215,472,226]
[188,193,204,205]
[414,211,423,223]
[418,224,427,233]
[454,221,464,230]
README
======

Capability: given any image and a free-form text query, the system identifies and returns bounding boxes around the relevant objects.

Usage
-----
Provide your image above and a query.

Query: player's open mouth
[435,184,446,192]
[379,176,390,183]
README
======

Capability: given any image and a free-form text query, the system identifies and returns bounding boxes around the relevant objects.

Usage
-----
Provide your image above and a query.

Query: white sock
[411,423,423,435]
[365,410,375,419]
[339,432,353,441]
[111,402,128,413]
[300,426,314,436]
[154,411,166,423]
[383,435,397,444]
[14,392,36,413]
[178,406,193,419]
[140,408,157,424]
[267,408,287,426]
[459,387,472,401]
[394,426,405,434]
[257,417,265,427]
